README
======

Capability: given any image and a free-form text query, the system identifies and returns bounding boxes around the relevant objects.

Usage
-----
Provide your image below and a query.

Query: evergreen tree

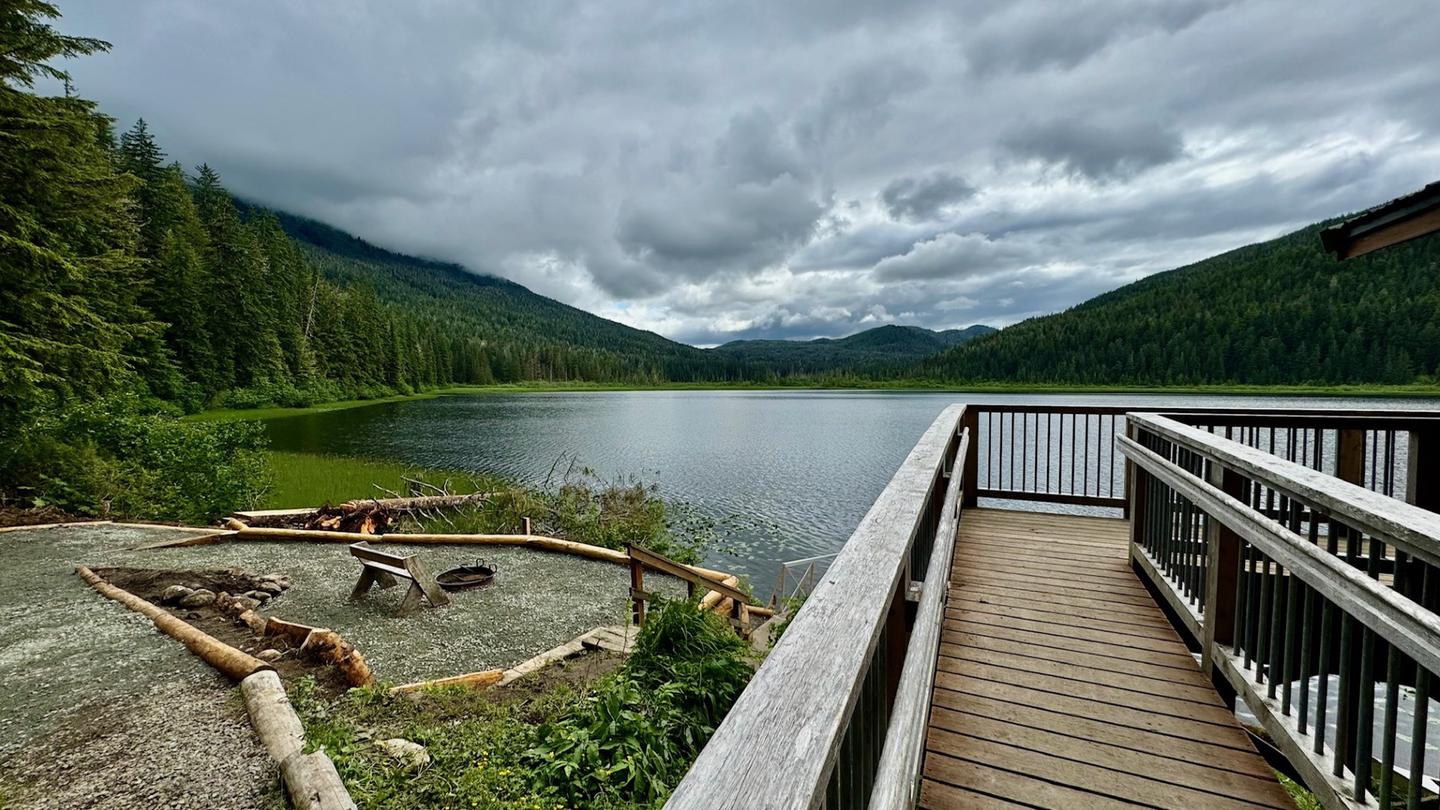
[0,1,155,437]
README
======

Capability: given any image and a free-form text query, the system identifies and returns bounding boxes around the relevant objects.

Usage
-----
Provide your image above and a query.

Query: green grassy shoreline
[189,380,1440,423]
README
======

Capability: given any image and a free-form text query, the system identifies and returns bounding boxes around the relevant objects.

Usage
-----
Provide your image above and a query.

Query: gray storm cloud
[52,0,1440,345]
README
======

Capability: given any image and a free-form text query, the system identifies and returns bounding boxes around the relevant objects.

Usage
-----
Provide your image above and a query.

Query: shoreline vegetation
[191,379,1440,423]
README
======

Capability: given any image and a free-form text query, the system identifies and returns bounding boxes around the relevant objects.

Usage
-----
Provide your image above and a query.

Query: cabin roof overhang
[1321,180,1440,260]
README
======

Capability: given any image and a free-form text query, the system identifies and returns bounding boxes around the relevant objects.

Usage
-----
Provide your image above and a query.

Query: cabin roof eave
[1321,179,1440,260]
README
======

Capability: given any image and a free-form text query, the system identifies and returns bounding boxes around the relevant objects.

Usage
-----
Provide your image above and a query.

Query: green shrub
[3,397,267,523]
[288,600,754,809]
[435,470,712,564]
[527,598,754,806]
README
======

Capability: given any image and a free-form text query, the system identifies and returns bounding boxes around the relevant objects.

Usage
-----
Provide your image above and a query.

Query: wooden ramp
[921,508,1295,809]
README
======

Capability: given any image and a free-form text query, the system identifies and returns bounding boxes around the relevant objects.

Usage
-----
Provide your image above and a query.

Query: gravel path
[0,524,272,809]
[1,677,271,810]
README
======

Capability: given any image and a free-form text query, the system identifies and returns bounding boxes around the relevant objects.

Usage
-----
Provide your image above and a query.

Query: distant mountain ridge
[258,206,761,382]
[711,324,996,373]
[267,204,1440,388]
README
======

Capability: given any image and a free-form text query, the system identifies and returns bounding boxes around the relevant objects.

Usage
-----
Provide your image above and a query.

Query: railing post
[1201,462,1244,685]
[960,408,979,509]
[1126,419,1146,565]
[1408,425,1439,511]
[1335,428,1365,486]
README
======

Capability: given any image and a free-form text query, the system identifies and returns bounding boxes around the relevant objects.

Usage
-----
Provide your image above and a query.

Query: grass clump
[291,598,754,809]
[264,451,718,564]
[260,451,503,510]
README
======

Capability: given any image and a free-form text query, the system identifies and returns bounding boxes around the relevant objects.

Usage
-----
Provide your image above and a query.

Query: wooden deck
[920,508,1295,809]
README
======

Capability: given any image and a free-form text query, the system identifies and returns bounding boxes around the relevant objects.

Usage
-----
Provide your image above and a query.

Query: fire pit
[435,560,498,591]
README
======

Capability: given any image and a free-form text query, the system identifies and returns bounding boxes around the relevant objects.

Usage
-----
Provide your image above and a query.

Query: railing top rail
[1128,411,1440,566]
[969,402,1440,425]
[1118,432,1440,677]
[869,426,968,810]
[665,404,965,810]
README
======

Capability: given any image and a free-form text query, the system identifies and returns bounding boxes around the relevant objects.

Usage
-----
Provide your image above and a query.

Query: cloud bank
[55,0,1440,344]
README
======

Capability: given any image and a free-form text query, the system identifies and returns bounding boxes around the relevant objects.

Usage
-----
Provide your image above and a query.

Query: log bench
[348,542,449,616]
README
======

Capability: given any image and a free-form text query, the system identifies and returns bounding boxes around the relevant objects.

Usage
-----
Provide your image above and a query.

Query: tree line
[907,223,1440,386]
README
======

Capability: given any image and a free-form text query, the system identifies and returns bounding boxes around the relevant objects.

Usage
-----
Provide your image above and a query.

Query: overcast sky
[54,1,1440,345]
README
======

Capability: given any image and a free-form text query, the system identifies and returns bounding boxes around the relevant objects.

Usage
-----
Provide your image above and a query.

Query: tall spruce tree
[0,1,157,437]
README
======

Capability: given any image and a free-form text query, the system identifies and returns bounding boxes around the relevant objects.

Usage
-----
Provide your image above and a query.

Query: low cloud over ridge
[56,0,1440,345]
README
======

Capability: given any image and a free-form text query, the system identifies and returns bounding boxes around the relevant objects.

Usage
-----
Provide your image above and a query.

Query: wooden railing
[1121,413,1440,810]
[962,404,1129,509]
[961,405,1440,513]
[666,402,1440,810]
[665,405,968,810]
[1160,410,1440,506]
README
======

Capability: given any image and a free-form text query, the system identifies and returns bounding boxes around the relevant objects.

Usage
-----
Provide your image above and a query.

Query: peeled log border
[227,525,778,619]
[75,567,355,808]
[75,565,271,681]
[242,670,356,810]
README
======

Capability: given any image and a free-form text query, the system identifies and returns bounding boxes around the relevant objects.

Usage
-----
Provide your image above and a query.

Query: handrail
[665,405,965,810]
[1120,413,1440,809]
[1120,434,1440,675]
[868,426,967,810]
[1131,413,1440,567]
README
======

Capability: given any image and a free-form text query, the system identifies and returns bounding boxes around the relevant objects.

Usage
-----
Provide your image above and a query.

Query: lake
[265,390,1440,592]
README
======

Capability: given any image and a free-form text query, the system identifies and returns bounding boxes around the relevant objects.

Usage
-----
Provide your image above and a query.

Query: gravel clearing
[1,677,271,810]
[0,524,271,809]
[106,536,684,684]
[0,523,681,808]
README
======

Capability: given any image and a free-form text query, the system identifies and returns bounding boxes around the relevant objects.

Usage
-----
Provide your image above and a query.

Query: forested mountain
[711,324,994,374]
[910,222,1440,385]
[254,209,757,387]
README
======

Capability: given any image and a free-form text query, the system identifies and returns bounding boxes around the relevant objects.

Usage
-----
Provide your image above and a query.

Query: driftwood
[75,566,271,681]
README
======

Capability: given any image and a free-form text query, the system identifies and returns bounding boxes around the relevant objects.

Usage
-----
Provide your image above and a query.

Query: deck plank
[921,507,1293,810]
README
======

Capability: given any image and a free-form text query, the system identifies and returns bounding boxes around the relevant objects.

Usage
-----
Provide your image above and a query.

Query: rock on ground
[376,737,429,772]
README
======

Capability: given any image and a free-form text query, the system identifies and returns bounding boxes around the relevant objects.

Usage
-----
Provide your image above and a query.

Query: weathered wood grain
[664,405,966,809]
[919,508,1291,810]
[1129,412,1440,566]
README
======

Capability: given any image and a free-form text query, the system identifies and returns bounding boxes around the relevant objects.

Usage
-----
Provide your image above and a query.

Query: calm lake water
[266,391,1440,591]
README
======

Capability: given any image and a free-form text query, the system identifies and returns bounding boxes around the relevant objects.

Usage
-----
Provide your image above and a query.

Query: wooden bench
[627,544,753,635]
[348,542,450,615]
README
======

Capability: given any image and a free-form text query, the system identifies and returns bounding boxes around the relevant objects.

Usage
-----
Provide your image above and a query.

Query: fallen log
[241,671,356,810]
[305,503,392,534]
[75,566,271,681]
[340,492,491,512]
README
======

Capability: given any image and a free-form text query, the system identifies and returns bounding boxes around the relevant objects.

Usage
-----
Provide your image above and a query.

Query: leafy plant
[526,598,754,806]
